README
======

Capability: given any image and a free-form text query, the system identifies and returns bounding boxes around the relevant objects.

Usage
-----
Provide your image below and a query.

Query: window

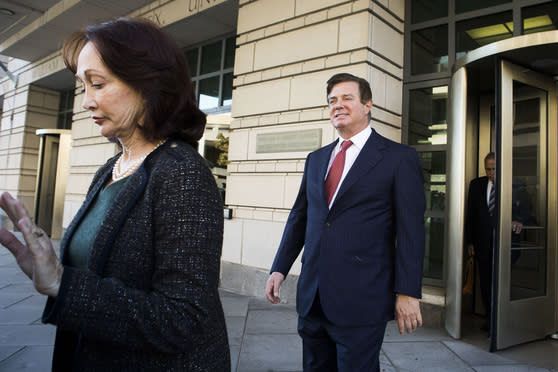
[57,90,74,130]
[408,85,448,282]
[522,2,558,35]
[456,0,511,14]
[411,0,447,24]
[185,36,235,113]
[411,25,448,75]
[421,151,446,280]
[409,86,448,146]
[456,12,513,60]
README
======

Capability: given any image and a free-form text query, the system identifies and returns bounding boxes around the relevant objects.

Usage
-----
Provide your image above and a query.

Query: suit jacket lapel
[88,166,148,275]
[59,157,148,275]
[333,130,385,205]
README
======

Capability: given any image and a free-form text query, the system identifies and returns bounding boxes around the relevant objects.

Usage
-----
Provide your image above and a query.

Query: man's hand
[395,294,422,335]
[265,272,285,304]
[511,221,523,234]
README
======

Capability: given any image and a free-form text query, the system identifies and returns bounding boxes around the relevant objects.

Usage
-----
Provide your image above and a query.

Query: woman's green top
[67,178,126,269]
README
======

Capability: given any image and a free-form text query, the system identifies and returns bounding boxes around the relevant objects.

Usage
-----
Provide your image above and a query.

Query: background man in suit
[265,73,426,371]
[465,152,527,331]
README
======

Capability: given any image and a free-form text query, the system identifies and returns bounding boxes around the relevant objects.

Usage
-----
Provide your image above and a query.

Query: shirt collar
[336,126,372,151]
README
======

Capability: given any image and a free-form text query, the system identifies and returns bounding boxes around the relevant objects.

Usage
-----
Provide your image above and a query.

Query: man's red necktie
[324,140,353,205]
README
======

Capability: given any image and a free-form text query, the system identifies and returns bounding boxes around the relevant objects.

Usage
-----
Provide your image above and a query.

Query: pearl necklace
[112,140,166,182]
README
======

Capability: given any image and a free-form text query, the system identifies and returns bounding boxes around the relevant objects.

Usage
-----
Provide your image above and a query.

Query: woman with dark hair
[0,17,230,371]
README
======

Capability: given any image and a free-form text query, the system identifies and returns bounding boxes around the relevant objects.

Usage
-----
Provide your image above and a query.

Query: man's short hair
[485,152,495,163]
[326,73,373,104]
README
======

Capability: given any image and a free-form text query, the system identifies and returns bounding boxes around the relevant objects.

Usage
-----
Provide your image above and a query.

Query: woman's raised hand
[0,192,63,297]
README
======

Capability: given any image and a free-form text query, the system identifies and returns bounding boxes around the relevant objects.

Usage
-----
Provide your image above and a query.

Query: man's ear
[365,99,373,112]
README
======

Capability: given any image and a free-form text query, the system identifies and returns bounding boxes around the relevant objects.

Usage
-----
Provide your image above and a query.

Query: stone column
[0,85,60,227]
[222,0,405,298]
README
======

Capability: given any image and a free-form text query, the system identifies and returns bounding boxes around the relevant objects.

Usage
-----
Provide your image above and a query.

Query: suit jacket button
[325,222,330,227]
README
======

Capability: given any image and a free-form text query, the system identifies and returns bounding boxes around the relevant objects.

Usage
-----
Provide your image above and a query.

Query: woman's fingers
[0,228,34,279]
[0,192,21,225]
[17,217,62,297]
[0,192,32,227]
[1,192,62,296]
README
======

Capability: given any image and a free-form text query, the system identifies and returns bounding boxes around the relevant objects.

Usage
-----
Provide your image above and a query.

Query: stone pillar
[0,85,60,227]
[222,0,405,298]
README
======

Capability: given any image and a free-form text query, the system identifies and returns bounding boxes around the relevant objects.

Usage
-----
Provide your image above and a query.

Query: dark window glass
[225,37,235,69]
[57,90,74,129]
[456,0,511,14]
[522,2,558,35]
[222,73,233,107]
[510,82,547,300]
[409,86,448,145]
[419,151,446,281]
[411,0,448,24]
[456,11,513,60]
[411,25,448,75]
[420,151,447,213]
[185,49,198,77]
[199,76,220,110]
[201,41,222,75]
[424,216,445,280]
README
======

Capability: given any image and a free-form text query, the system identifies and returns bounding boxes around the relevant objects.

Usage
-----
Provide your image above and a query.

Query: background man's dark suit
[465,176,495,319]
[270,129,426,325]
[466,164,530,325]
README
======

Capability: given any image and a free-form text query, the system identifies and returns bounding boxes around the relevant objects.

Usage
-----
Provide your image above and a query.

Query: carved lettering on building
[189,0,221,12]
[256,129,322,153]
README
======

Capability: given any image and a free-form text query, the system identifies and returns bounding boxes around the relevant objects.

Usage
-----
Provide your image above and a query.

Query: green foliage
[214,133,229,167]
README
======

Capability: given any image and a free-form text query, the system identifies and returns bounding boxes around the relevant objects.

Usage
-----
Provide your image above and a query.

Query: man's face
[327,81,372,139]
[485,158,495,183]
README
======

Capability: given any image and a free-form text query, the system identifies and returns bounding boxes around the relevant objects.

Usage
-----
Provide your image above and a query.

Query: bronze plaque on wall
[256,129,322,153]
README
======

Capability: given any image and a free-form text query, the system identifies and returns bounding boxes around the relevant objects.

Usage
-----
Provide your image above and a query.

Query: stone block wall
[0,85,60,220]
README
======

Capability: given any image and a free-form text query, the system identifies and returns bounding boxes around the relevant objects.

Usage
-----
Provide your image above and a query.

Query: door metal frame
[494,59,557,350]
[34,129,71,240]
[446,67,468,339]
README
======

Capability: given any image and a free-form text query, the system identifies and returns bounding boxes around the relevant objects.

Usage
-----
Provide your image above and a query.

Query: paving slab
[0,346,54,372]
[0,325,56,346]
[0,346,23,363]
[226,315,246,347]
[0,293,33,309]
[229,344,241,372]
[0,307,42,325]
[220,290,251,317]
[382,341,473,371]
[384,320,453,342]
[443,340,517,366]
[379,350,396,371]
[237,333,303,372]
[473,365,553,371]
[244,308,299,335]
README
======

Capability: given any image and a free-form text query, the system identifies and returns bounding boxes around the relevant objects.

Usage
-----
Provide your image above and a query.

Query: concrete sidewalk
[1,238,557,371]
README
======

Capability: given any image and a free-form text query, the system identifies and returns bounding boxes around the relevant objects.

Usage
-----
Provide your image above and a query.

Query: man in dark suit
[265,73,426,371]
[465,152,526,331]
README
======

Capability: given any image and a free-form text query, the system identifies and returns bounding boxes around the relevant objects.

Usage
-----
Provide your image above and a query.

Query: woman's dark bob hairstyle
[63,17,205,146]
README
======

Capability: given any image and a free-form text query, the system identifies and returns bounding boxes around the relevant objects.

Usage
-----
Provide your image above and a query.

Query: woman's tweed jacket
[42,140,230,371]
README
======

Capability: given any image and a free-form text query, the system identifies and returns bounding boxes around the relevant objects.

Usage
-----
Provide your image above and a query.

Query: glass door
[494,59,557,350]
